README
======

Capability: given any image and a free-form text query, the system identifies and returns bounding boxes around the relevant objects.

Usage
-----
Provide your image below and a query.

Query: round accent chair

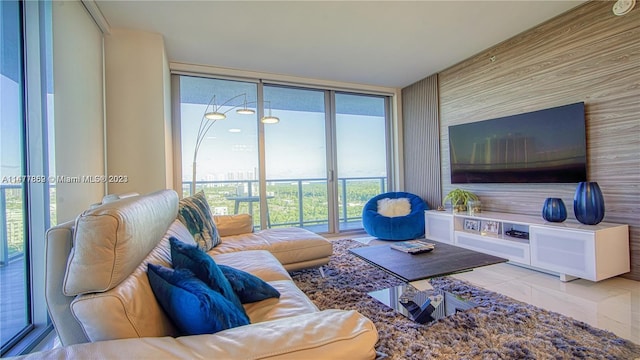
[362,191,428,241]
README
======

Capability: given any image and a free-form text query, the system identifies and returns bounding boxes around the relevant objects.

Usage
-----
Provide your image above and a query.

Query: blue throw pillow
[219,265,281,304]
[147,264,249,336]
[169,237,246,316]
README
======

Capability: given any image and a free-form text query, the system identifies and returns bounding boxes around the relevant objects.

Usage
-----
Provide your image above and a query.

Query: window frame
[172,74,397,235]
[1,1,54,356]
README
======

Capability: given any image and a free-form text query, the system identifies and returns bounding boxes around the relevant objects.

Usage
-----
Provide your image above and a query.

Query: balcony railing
[182,176,386,231]
[0,184,23,266]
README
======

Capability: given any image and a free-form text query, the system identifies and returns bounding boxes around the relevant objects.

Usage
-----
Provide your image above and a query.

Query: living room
[1,0,638,358]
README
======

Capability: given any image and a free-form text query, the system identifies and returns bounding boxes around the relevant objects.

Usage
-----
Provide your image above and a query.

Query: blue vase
[573,182,605,225]
[542,198,567,222]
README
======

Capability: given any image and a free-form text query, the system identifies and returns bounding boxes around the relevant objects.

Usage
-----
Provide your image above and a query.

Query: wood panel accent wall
[402,75,442,209]
[435,2,640,280]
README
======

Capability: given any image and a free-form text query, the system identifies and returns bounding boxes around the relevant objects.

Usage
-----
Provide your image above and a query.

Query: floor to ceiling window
[1,1,53,356]
[176,76,391,234]
[1,0,29,349]
[263,86,329,232]
[335,93,388,231]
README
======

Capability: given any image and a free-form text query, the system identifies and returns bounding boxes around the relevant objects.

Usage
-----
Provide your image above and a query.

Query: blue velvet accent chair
[362,191,428,241]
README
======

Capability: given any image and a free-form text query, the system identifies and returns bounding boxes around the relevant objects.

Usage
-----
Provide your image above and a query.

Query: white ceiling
[95,1,586,89]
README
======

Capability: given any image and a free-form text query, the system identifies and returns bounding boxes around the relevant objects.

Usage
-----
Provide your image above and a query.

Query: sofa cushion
[177,191,221,251]
[212,250,292,282]
[147,264,250,336]
[213,214,254,237]
[243,280,318,324]
[219,265,280,304]
[170,237,245,315]
[210,227,332,267]
[63,189,178,296]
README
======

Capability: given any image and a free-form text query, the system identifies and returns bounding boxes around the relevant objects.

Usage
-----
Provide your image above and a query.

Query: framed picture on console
[481,220,500,236]
[463,219,480,232]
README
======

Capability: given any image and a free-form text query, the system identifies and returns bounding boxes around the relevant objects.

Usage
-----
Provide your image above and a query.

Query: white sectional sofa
[19,189,377,359]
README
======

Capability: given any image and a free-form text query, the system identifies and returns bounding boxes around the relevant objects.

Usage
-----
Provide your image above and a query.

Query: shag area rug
[290,239,640,359]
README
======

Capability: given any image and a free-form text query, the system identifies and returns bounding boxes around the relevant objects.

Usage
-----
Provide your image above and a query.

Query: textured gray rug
[290,239,640,359]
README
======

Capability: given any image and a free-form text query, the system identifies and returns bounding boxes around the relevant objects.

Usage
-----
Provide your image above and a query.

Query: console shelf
[424,210,630,282]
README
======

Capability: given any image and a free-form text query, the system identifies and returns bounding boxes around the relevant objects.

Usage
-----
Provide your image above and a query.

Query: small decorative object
[467,199,482,216]
[542,198,567,222]
[463,219,480,232]
[481,220,500,236]
[390,240,435,254]
[573,181,605,225]
[444,189,478,213]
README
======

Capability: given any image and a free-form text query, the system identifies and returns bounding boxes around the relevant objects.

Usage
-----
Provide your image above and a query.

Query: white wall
[52,0,105,222]
[104,29,172,195]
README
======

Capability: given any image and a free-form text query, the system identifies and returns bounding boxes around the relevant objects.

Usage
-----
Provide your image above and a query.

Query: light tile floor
[451,262,640,344]
[349,235,639,345]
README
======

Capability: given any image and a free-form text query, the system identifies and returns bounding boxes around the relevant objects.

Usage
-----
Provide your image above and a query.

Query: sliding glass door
[178,77,391,234]
[335,93,388,231]
[263,86,329,232]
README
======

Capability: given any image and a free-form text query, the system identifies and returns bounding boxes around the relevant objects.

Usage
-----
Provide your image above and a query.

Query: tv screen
[449,102,587,184]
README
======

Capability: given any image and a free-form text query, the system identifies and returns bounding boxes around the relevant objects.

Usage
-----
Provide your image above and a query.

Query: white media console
[424,210,630,282]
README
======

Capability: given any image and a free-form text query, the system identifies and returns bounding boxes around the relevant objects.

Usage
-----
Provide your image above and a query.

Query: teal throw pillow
[219,265,281,304]
[147,264,249,336]
[177,191,221,251]
[169,237,246,316]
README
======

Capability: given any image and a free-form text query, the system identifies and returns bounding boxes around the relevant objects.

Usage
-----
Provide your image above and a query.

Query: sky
[181,103,387,182]
[1,74,22,178]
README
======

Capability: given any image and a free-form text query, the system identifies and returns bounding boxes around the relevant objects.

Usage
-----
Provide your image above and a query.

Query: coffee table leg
[399,287,445,324]
[369,283,477,324]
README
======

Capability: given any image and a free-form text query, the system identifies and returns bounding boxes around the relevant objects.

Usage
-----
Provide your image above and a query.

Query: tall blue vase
[573,182,605,225]
[542,198,567,222]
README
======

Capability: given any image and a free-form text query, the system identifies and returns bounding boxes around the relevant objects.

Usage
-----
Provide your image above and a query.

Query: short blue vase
[573,181,605,225]
[542,198,567,222]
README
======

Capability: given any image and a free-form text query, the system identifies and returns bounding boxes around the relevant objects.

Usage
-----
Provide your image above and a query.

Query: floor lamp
[191,94,280,195]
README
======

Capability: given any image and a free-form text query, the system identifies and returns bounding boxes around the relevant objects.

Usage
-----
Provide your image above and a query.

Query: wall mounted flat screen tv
[449,102,587,184]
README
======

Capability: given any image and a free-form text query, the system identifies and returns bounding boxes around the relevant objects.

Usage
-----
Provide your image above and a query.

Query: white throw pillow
[377,198,411,217]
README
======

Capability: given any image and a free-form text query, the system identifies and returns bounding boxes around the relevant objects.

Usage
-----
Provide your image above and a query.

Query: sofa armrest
[16,310,377,360]
[213,214,254,237]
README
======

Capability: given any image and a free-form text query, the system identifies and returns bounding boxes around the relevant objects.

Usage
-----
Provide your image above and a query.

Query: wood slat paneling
[402,75,441,209]
[436,1,640,280]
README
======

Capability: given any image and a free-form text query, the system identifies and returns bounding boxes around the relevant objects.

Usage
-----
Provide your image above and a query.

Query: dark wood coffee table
[349,240,506,282]
[349,240,507,323]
